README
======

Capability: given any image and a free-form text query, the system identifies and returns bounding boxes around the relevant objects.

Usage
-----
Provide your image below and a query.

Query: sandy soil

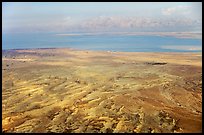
[2,48,202,133]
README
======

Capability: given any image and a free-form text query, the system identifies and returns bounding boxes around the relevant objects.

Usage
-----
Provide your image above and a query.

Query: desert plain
[2,48,202,133]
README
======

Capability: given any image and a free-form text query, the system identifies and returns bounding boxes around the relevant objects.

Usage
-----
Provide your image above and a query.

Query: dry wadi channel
[2,48,202,133]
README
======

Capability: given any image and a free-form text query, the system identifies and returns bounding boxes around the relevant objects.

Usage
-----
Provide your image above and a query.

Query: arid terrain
[2,48,202,133]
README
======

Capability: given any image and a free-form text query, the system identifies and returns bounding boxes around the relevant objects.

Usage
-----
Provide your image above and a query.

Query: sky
[2,2,202,34]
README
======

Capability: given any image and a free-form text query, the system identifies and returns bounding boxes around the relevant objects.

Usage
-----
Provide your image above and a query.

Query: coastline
[2,48,202,67]
[2,47,202,53]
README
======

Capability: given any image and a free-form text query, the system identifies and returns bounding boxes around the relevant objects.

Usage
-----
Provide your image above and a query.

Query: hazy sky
[2,2,202,33]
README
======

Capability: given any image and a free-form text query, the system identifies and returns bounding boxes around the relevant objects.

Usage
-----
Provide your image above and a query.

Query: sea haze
[2,33,202,52]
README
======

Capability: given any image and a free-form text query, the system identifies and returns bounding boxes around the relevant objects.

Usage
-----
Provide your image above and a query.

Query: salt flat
[2,48,202,133]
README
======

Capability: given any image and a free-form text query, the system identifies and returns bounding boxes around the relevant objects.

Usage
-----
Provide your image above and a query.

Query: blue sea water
[2,33,202,52]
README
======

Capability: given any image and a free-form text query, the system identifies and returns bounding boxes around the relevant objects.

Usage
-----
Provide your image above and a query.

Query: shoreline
[2,47,202,53]
[2,48,202,67]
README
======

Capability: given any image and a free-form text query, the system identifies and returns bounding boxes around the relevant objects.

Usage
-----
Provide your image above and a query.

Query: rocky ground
[2,48,202,133]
